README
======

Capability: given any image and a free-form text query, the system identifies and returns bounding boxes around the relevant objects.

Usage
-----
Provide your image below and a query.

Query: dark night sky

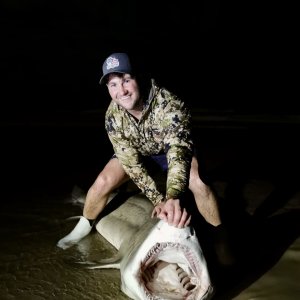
[0,1,299,199]
[0,1,297,114]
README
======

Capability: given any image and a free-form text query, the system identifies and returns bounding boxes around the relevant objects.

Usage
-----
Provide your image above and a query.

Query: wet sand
[1,111,299,299]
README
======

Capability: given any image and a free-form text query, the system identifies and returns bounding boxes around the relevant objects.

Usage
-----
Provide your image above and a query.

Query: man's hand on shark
[151,198,191,228]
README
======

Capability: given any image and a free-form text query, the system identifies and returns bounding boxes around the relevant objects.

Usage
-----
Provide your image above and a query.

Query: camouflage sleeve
[105,114,165,206]
[162,95,194,200]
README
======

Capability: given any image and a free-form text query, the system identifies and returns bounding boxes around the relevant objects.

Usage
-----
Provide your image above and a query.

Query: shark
[86,191,214,300]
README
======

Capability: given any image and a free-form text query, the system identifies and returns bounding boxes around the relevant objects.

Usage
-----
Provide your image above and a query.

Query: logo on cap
[106,57,120,70]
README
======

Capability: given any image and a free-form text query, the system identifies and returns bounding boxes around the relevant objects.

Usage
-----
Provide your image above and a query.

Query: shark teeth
[176,266,196,291]
[140,242,201,299]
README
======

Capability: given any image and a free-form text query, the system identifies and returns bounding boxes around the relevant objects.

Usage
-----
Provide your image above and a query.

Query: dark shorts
[112,153,168,172]
[144,154,168,172]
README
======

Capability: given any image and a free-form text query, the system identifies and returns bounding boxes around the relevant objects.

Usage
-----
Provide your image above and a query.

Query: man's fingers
[152,199,191,227]
[177,208,188,228]
[158,211,168,222]
[184,213,192,227]
[172,203,182,226]
[167,210,174,225]
[151,205,162,218]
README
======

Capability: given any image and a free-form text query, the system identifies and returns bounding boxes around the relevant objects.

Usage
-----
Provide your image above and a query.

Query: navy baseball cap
[99,53,132,85]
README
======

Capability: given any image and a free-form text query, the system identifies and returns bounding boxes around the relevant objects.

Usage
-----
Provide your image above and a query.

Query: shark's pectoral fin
[75,253,122,270]
[88,262,120,269]
[75,260,100,267]
[84,254,123,270]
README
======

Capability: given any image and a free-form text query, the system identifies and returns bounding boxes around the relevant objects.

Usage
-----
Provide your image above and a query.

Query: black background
[0,1,299,195]
[1,1,297,113]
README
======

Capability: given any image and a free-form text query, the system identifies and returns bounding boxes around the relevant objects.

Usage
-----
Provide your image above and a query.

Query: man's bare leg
[189,156,235,266]
[83,158,129,219]
[57,158,129,249]
[189,156,221,227]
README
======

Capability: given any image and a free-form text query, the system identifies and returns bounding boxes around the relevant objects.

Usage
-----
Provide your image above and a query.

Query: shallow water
[1,119,300,299]
[0,194,130,300]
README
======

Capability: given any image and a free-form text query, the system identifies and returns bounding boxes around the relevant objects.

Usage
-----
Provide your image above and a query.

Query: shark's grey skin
[92,193,214,300]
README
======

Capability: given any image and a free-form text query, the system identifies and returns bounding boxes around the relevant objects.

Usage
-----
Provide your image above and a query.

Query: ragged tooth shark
[87,192,215,300]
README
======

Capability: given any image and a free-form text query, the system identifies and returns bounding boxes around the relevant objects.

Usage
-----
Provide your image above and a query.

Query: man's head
[99,53,133,85]
[100,53,143,116]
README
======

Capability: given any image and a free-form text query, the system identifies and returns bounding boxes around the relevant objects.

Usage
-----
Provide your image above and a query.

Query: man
[57,53,233,265]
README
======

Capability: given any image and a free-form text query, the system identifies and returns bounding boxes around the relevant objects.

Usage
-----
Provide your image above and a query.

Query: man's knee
[189,172,213,201]
[189,170,204,188]
[90,173,115,196]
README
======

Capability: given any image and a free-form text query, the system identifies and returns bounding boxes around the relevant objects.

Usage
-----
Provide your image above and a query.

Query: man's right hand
[151,198,191,228]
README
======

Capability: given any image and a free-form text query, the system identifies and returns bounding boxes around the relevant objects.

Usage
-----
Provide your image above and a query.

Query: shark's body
[91,192,214,300]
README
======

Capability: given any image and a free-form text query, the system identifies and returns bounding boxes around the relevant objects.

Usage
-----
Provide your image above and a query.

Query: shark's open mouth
[140,242,203,299]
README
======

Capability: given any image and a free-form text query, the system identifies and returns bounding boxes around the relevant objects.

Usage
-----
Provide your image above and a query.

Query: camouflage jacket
[105,80,194,206]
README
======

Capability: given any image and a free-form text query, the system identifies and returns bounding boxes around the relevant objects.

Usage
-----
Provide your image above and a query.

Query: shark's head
[120,219,214,300]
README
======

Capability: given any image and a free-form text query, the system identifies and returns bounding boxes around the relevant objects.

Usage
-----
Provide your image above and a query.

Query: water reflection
[0,195,129,299]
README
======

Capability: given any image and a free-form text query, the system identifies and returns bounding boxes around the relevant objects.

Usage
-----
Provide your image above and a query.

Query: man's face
[106,73,142,113]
